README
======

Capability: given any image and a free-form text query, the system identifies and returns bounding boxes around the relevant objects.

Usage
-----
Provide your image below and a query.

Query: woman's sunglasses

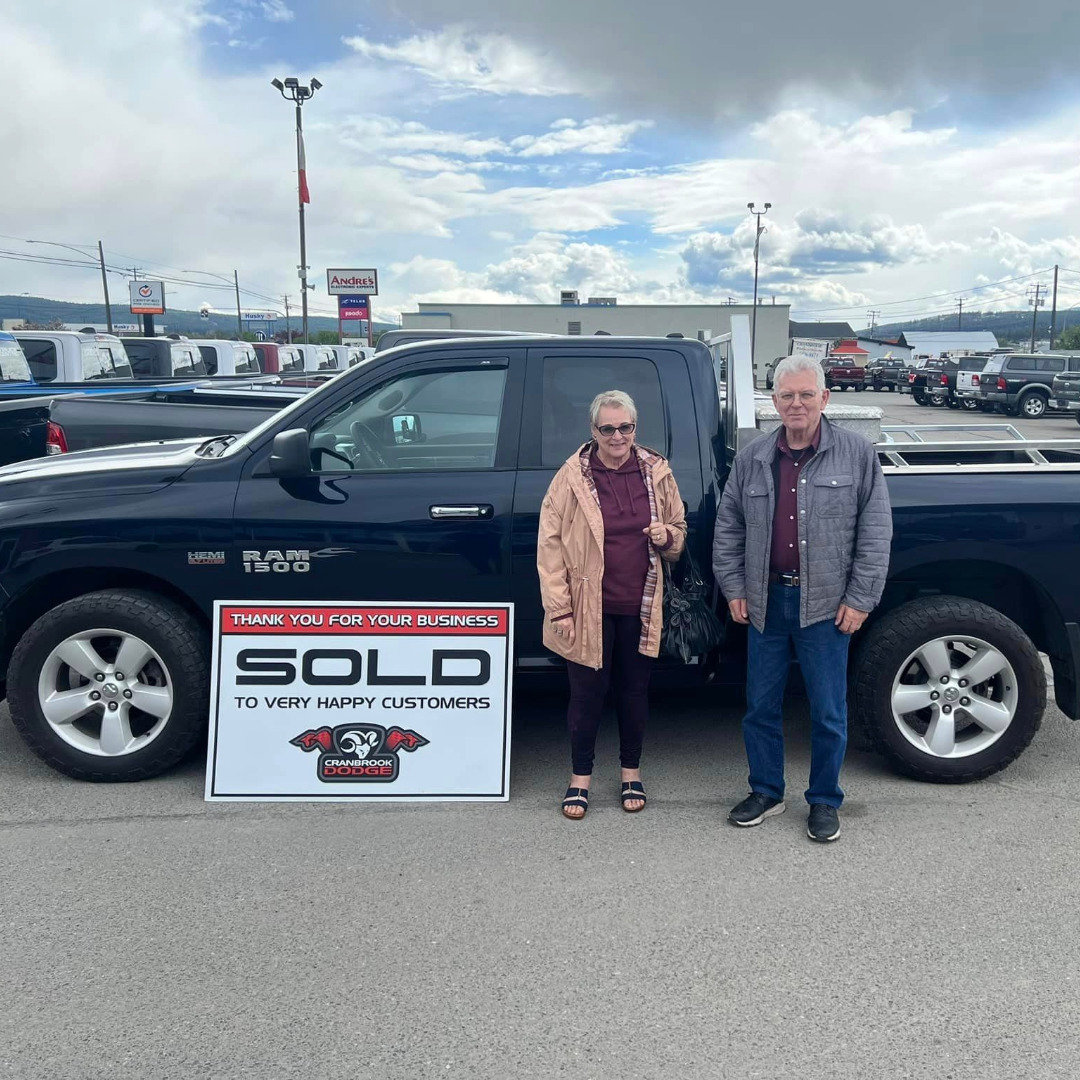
[594,423,636,438]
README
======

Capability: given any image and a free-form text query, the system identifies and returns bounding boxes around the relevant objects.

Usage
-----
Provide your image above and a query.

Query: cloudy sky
[4,0,1080,327]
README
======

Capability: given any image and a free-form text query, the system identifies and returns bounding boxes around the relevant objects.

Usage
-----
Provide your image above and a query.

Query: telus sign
[326,268,378,295]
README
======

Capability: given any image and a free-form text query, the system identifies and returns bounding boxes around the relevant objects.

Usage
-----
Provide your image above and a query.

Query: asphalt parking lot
[3,397,1079,1080]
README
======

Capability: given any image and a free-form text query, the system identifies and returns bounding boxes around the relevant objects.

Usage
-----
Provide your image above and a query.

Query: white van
[196,340,262,377]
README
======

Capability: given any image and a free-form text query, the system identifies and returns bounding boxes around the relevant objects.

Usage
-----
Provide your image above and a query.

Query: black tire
[852,597,1045,783]
[873,380,884,392]
[1018,391,1048,419]
[961,397,980,411]
[913,390,926,405]
[7,590,209,782]
[854,384,864,392]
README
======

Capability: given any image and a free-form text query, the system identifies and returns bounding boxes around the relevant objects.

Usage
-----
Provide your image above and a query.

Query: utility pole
[956,297,966,331]
[97,241,112,333]
[747,201,771,363]
[1028,283,1046,354]
[866,309,880,336]
[234,270,243,338]
[1049,265,1059,350]
[283,295,291,340]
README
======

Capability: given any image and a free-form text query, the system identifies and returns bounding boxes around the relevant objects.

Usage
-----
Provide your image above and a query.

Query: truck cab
[121,336,207,379]
[15,330,134,384]
[196,340,262,377]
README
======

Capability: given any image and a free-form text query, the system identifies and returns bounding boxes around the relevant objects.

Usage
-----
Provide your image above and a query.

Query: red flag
[298,129,311,204]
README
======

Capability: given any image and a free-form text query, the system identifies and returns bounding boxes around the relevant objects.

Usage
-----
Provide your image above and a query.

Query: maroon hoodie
[590,448,670,615]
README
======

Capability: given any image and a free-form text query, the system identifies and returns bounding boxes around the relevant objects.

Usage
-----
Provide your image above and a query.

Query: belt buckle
[783,573,799,587]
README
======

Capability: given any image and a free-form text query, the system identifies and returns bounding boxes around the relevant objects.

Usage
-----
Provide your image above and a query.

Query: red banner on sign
[220,606,509,635]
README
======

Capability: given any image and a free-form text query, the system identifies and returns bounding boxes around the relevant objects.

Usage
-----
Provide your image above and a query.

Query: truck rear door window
[1037,357,1065,373]
[540,355,665,466]
[21,339,57,382]
[173,347,207,377]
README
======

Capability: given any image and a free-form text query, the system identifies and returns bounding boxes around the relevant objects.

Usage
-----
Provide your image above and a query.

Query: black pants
[566,613,654,775]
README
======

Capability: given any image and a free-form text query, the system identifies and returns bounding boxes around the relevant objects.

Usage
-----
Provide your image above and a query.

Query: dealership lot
[2,393,1080,1079]
[2,692,1079,1079]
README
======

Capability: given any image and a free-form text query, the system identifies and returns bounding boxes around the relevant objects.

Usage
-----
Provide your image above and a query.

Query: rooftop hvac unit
[588,297,617,306]
[560,290,580,306]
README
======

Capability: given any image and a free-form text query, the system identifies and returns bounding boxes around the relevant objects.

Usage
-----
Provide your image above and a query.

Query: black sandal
[561,787,590,819]
[621,781,647,812]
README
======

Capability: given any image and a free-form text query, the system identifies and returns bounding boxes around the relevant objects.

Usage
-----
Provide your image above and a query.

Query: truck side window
[540,355,665,466]
[22,340,57,382]
[308,367,507,472]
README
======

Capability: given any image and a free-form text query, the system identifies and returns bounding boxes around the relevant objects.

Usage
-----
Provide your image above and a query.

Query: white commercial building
[401,299,790,384]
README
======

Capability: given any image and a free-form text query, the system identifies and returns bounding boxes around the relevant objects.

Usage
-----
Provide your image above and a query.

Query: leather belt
[768,572,800,587]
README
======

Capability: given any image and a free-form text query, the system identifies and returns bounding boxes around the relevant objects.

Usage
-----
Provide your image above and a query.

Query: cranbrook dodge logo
[290,723,428,782]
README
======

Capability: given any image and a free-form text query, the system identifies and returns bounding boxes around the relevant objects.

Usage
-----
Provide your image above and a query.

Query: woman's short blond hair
[589,390,637,427]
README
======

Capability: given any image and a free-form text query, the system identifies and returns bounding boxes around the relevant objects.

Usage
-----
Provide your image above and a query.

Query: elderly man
[713,355,892,842]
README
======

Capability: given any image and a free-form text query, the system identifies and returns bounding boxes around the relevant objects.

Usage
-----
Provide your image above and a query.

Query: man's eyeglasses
[594,422,636,438]
[776,391,821,405]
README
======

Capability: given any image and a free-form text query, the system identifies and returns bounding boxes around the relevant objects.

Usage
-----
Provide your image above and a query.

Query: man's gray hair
[589,389,638,426]
[773,355,826,393]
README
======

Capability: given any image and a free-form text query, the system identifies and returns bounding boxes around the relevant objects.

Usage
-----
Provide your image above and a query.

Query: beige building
[401,299,790,384]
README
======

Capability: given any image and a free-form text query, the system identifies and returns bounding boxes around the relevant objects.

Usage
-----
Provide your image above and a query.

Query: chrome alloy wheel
[37,629,173,757]
[891,635,1018,759]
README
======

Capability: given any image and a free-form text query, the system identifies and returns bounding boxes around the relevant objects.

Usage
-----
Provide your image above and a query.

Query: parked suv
[969,354,1067,418]
[1051,356,1080,425]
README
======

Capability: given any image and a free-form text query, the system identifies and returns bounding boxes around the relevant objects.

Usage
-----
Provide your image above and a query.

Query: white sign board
[790,337,830,361]
[326,268,378,295]
[129,280,165,315]
[206,601,513,802]
[242,312,275,322]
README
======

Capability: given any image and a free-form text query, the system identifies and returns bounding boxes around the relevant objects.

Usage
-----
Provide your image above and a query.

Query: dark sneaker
[807,804,840,842]
[728,792,786,827]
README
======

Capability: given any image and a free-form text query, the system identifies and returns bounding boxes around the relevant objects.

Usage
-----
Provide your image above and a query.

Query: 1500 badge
[242,548,354,573]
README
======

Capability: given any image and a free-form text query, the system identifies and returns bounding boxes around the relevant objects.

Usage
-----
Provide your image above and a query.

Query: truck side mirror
[392,413,422,444]
[268,428,312,477]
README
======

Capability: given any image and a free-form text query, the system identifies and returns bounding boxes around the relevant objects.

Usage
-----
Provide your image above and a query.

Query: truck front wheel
[7,590,209,781]
[852,597,1045,783]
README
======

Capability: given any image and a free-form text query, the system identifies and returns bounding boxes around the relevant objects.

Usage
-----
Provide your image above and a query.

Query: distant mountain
[867,309,1073,345]
[0,295,394,337]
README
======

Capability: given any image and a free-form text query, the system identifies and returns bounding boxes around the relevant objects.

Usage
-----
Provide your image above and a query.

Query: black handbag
[659,547,725,664]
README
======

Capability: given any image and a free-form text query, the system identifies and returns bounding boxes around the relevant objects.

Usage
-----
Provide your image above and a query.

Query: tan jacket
[537,443,687,669]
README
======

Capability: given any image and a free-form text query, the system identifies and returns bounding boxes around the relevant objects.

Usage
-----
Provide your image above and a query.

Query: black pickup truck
[2,335,1079,789]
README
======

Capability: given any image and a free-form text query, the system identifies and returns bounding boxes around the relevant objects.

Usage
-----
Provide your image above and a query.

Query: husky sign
[206,601,513,802]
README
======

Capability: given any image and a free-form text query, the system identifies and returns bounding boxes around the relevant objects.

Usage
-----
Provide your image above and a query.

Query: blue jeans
[743,584,851,808]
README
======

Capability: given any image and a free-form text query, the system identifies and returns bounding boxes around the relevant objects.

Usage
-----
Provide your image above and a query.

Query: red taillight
[971,374,980,386]
[46,421,68,455]
[997,376,1007,392]
[908,372,916,382]
[940,373,949,386]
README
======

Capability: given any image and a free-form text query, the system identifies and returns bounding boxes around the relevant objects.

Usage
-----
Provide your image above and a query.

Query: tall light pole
[26,239,113,332]
[747,202,771,366]
[271,76,322,344]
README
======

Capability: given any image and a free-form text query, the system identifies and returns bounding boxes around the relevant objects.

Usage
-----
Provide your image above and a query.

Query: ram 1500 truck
[2,329,1079,789]
[821,358,865,391]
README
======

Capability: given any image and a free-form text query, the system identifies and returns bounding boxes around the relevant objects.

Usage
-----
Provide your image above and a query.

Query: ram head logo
[336,729,381,758]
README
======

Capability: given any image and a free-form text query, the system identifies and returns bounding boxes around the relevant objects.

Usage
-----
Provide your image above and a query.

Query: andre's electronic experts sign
[206,602,512,801]
[326,268,378,295]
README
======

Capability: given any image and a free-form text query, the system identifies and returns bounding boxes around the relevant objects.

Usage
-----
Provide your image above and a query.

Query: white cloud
[338,116,508,158]
[343,26,596,97]
[511,118,653,157]
[259,0,294,22]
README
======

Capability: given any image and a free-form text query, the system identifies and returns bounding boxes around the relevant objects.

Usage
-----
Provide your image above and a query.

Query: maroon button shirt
[770,425,821,575]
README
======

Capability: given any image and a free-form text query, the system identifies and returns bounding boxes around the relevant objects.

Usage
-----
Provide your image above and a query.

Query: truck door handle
[430,505,493,519]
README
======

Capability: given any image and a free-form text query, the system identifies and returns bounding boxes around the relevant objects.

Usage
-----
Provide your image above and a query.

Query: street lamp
[26,239,113,332]
[747,202,771,365]
[271,75,322,344]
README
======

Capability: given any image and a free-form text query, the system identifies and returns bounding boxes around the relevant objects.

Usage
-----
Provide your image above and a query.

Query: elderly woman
[537,390,687,819]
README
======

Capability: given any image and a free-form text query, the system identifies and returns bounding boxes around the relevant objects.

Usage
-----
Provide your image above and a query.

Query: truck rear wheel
[7,590,209,781]
[852,597,1045,783]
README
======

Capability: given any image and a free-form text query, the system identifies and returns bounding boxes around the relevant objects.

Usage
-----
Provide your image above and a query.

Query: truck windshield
[0,336,31,382]
[81,343,134,380]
